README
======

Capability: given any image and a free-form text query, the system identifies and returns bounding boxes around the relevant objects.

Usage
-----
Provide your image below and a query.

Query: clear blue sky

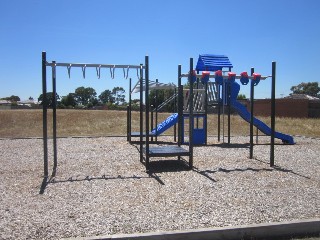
[1,0,320,101]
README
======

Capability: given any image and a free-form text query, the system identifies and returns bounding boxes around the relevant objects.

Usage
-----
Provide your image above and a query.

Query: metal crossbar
[180,73,271,80]
[46,61,144,79]
[46,62,145,69]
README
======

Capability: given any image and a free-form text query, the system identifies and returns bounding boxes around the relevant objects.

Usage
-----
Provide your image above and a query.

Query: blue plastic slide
[151,113,178,136]
[230,82,294,144]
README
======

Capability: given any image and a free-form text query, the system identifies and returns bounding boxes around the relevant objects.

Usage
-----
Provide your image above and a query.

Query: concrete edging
[66,218,320,240]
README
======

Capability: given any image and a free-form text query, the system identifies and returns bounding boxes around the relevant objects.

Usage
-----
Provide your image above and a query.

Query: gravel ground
[0,136,319,239]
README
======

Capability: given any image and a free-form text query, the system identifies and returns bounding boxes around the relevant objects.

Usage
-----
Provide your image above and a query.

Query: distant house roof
[196,54,233,71]
[0,100,11,105]
[285,94,320,100]
[18,100,40,105]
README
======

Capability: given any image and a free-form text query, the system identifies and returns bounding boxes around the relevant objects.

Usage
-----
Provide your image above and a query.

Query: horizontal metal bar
[46,62,145,69]
[180,73,271,80]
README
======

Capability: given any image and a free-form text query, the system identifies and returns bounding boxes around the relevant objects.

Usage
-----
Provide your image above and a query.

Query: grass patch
[0,109,319,138]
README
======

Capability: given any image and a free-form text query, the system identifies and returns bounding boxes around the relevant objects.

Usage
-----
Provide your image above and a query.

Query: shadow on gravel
[147,159,190,173]
[192,165,311,184]
[192,166,275,183]
[253,158,311,180]
[206,143,250,148]
[146,159,191,185]
[273,165,311,179]
[49,174,151,183]
[205,142,291,148]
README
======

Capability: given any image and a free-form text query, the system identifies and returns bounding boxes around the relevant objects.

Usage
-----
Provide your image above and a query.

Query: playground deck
[0,136,319,239]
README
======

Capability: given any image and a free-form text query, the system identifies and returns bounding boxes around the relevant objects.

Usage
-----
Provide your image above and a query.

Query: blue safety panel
[151,113,178,136]
[181,114,206,145]
[230,82,295,144]
[196,54,233,71]
[193,129,206,145]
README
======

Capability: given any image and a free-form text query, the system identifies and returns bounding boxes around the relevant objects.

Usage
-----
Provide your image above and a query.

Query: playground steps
[144,146,189,157]
[130,132,156,137]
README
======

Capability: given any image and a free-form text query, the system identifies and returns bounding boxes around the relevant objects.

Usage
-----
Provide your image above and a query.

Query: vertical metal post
[250,67,255,159]
[189,58,194,169]
[128,78,132,142]
[139,64,144,163]
[127,105,130,142]
[196,70,199,129]
[174,87,177,142]
[52,61,57,175]
[227,79,231,144]
[178,65,182,146]
[155,79,158,142]
[42,52,48,179]
[222,79,225,143]
[145,56,150,170]
[205,80,208,145]
[217,83,221,142]
[270,62,276,167]
[151,108,154,142]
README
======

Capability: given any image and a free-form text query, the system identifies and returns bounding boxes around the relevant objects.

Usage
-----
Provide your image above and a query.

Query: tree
[38,92,60,107]
[148,88,175,112]
[1,95,20,102]
[237,94,247,100]
[112,87,125,105]
[74,87,97,106]
[99,89,114,104]
[60,93,77,107]
[131,99,140,105]
[290,82,320,98]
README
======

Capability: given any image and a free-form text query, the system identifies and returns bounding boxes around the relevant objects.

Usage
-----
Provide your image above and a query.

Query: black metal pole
[178,65,182,146]
[227,80,231,144]
[151,108,154,142]
[205,80,208,145]
[127,105,130,142]
[145,56,150,170]
[270,62,276,167]
[189,58,194,169]
[139,64,143,163]
[42,52,48,179]
[250,67,255,159]
[196,70,199,129]
[52,61,57,176]
[174,87,177,142]
[217,82,221,142]
[155,79,158,142]
[128,78,132,142]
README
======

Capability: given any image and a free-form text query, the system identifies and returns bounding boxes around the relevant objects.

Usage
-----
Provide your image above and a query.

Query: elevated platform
[131,132,155,137]
[144,146,190,157]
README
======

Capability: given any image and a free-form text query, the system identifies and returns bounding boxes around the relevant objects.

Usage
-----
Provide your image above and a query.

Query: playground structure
[192,54,294,145]
[40,52,295,192]
[127,55,294,161]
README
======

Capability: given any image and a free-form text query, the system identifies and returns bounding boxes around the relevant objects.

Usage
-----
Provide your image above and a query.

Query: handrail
[152,93,178,112]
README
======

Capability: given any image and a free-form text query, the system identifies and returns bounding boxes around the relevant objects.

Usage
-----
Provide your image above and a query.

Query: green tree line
[38,86,126,109]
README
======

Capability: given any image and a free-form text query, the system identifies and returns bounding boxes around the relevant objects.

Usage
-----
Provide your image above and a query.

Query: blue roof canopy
[196,54,233,71]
